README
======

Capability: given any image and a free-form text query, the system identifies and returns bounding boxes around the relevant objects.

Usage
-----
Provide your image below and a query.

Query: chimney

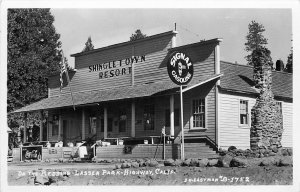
[275,59,284,71]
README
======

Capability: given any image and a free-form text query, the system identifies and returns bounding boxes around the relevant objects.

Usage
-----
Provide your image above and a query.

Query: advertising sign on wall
[21,145,42,161]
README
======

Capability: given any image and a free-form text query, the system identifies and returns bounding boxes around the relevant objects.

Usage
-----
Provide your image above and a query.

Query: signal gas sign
[167,52,193,85]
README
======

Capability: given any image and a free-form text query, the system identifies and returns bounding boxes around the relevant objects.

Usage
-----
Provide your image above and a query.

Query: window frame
[275,101,283,115]
[190,97,207,130]
[239,99,250,128]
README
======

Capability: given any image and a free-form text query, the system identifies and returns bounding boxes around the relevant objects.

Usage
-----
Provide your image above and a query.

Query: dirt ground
[7,160,292,185]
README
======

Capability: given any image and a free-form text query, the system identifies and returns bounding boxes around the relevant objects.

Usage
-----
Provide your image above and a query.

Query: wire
[177,24,200,38]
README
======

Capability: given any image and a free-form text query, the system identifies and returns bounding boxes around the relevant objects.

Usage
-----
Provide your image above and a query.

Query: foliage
[129,29,147,41]
[7,9,62,135]
[285,49,293,73]
[82,36,94,52]
[245,21,268,65]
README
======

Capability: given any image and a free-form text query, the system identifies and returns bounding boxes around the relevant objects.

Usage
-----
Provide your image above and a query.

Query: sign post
[167,52,193,160]
[180,85,184,160]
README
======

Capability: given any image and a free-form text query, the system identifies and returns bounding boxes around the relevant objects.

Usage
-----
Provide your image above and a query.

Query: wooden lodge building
[13,31,293,161]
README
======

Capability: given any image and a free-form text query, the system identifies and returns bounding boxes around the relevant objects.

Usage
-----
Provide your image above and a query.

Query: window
[119,109,127,132]
[192,98,205,128]
[165,108,180,127]
[276,101,282,114]
[240,100,249,125]
[144,103,155,130]
[89,116,97,134]
[52,114,59,136]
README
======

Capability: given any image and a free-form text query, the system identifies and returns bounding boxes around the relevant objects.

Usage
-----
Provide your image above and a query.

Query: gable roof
[220,61,293,99]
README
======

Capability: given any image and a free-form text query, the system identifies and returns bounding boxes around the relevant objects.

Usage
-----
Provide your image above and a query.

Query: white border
[1,1,300,192]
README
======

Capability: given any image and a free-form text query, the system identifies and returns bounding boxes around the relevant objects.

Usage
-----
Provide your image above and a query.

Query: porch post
[170,95,174,138]
[23,112,27,143]
[58,113,62,141]
[104,107,108,139]
[131,101,135,137]
[82,109,85,140]
[39,110,43,141]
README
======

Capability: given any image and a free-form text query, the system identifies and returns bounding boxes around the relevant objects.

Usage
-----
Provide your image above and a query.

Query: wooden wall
[218,91,293,149]
[48,34,173,97]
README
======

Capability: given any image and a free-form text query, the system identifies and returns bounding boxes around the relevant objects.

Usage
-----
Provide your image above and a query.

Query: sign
[21,145,42,161]
[49,148,57,154]
[88,55,146,79]
[63,151,72,158]
[167,52,193,85]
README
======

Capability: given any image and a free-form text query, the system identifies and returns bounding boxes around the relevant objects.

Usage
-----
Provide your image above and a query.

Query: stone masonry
[250,48,283,150]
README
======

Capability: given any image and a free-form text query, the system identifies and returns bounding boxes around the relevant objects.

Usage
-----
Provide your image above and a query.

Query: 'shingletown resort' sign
[88,55,146,79]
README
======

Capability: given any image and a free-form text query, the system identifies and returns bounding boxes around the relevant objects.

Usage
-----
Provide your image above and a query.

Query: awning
[12,74,222,113]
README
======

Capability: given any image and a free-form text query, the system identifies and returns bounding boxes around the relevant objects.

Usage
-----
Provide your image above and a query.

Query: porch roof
[12,74,222,113]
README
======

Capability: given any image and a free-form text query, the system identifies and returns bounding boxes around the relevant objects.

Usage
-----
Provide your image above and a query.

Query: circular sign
[167,52,193,85]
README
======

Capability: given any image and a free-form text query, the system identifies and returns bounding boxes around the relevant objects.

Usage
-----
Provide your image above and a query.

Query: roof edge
[169,38,223,51]
[71,30,177,57]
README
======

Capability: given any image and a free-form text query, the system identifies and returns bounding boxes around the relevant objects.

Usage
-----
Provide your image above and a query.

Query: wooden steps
[184,143,218,159]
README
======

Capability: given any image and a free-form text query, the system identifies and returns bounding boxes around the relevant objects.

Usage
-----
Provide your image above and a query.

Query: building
[12,31,292,160]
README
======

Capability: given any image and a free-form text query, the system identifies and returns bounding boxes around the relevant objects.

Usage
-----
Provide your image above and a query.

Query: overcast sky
[51,9,291,68]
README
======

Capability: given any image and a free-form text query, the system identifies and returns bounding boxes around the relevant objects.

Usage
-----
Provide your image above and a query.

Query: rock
[131,162,139,168]
[198,158,209,167]
[182,159,191,166]
[174,159,183,166]
[269,152,276,156]
[230,157,248,167]
[218,154,233,167]
[287,148,293,156]
[24,160,30,163]
[115,164,122,169]
[228,146,237,152]
[164,159,175,166]
[208,159,218,167]
[121,163,131,169]
[270,146,278,153]
[259,154,264,158]
[139,160,145,167]
[277,157,293,166]
[189,158,199,167]
[280,148,289,156]
[149,160,159,167]
[105,159,112,163]
[34,175,49,185]
[120,159,127,163]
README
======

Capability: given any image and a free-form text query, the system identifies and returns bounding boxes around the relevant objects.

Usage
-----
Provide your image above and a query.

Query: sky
[51,8,292,68]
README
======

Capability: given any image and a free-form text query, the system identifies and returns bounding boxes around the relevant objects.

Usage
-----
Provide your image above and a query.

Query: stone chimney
[275,60,284,71]
[250,48,283,150]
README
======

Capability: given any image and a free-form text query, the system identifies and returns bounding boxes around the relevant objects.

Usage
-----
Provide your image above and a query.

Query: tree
[285,49,293,73]
[82,36,94,52]
[130,29,147,41]
[245,21,268,65]
[7,9,62,141]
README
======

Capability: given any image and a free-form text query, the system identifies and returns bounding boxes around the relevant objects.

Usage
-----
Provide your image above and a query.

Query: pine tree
[245,21,268,65]
[285,49,293,73]
[130,29,147,41]
[82,36,94,52]
[7,9,62,135]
